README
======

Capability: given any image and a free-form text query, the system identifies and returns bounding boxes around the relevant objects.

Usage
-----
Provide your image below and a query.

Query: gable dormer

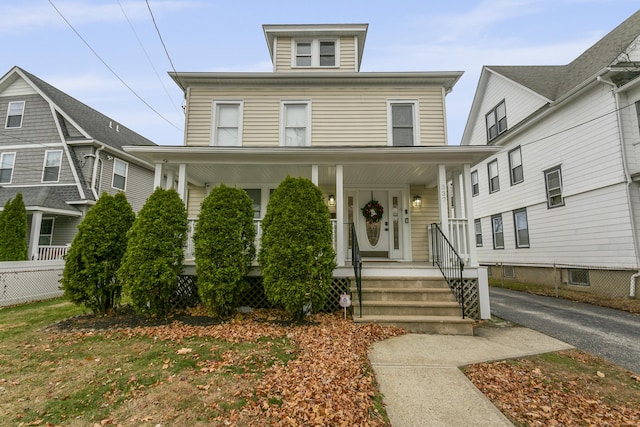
[263,24,368,73]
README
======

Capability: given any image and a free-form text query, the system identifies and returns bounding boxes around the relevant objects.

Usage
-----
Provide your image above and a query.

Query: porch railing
[36,245,69,261]
[349,222,363,318]
[429,223,465,318]
[448,218,470,264]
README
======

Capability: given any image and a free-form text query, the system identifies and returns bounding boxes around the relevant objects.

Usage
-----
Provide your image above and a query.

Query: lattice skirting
[175,275,350,313]
[448,277,480,320]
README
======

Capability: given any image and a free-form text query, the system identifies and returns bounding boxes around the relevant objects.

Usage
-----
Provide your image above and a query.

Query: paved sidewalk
[369,327,574,427]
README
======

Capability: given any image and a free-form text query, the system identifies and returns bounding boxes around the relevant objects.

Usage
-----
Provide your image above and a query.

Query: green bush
[0,193,28,261]
[258,176,336,321]
[118,188,188,317]
[60,193,134,314]
[194,184,256,316]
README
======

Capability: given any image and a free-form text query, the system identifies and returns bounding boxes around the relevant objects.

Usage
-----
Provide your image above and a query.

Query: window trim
[41,150,62,183]
[39,217,55,246]
[487,159,500,193]
[508,146,524,185]
[513,208,530,248]
[292,39,339,68]
[474,218,483,247]
[544,165,564,208]
[280,100,312,146]
[211,100,244,146]
[112,158,128,191]
[5,101,25,129]
[491,214,504,249]
[471,170,479,196]
[485,99,507,142]
[386,99,420,146]
[0,152,16,184]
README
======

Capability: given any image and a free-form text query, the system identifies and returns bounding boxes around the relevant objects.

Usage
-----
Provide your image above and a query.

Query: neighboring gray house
[0,66,156,260]
[461,11,640,298]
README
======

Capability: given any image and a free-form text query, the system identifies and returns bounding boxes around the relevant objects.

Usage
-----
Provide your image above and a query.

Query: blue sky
[3,0,639,146]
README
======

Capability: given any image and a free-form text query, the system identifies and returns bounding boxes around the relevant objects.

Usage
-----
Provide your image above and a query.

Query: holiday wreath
[361,200,384,223]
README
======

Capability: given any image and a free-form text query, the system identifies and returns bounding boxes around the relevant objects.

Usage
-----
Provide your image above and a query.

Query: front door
[347,190,404,259]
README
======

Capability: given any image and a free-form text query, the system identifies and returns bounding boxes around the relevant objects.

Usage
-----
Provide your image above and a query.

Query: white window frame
[488,159,500,193]
[211,100,243,146]
[5,101,25,129]
[491,214,504,249]
[386,100,420,146]
[486,100,507,142]
[39,217,55,246]
[544,165,564,208]
[292,39,339,68]
[509,146,524,185]
[280,100,311,146]
[41,150,62,183]
[474,218,483,247]
[112,158,128,191]
[0,152,16,184]
[513,208,530,248]
[471,170,479,196]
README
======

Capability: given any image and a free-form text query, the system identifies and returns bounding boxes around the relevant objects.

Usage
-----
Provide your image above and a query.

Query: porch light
[412,195,422,207]
[327,194,336,206]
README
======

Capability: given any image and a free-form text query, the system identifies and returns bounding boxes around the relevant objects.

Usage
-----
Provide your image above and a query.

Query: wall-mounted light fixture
[412,195,422,207]
[328,194,336,206]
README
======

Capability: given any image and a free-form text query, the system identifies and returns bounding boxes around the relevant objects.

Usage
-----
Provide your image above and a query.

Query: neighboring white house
[461,11,640,298]
[125,23,500,330]
[0,66,157,261]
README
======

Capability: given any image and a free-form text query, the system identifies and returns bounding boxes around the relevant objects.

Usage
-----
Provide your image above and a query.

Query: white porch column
[165,169,175,190]
[311,165,319,185]
[153,163,163,189]
[28,211,43,260]
[437,164,449,238]
[177,163,188,202]
[336,165,345,267]
[462,164,479,267]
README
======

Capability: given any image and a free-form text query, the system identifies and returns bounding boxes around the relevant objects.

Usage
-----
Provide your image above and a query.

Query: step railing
[349,222,363,318]
[429,223,465,318]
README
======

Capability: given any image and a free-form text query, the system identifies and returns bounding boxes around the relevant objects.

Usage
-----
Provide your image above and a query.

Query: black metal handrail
[429,223,466,318]
[349,223,363,318]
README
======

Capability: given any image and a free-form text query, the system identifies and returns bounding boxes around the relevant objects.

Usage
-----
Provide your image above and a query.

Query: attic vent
[109,121,113,128]
[116,124,120,132]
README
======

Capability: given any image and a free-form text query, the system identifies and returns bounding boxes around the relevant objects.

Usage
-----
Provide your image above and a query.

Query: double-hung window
[488,159,500,193]
[294,40,337,67]
[212,101,243,146]
[486,100,507,141]
[387,100,419,146]
[509,146,523,185]
[491,214,504,249]
[5,101,25,129]
[42,150,62,182]
[112,158,128,191]
[544,166,564,208]
[513,208,530,248]
[39,218,54,246]
[471,170,479,196]
[0,152,16,183]
[474,219,483,247]
[281,101,311,146]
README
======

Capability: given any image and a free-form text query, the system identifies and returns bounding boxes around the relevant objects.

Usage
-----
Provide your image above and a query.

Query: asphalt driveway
[489,287,640,374]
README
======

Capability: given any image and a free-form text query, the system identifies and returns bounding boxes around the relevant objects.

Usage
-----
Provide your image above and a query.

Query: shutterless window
[471,170,479,196]
[5,101,25,128]
[568,269,589,286]
[491,214,504,249]
[474,219,483,247]
[544,166,564,208]
[295,41,312,66]
[488,159,500,193]
[513,208,530,248]
[212,102,242,146]
[42,150,62,182]
[509,146,523,185]
[388,101,418,146]
[282,102,310,146]
[319,41,336,66]
[294,40,336,67]
[112,158,128,190]
[0,152,16,183]
[244,188,261,219]
[39,218,54,246]
[486,100,507,142]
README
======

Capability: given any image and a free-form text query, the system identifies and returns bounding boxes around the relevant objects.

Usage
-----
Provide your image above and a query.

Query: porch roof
[124,145,500,187]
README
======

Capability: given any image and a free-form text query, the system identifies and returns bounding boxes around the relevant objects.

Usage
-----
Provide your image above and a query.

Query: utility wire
[117,0,182,115]
[146,0,186,92]
[48,0,182,131]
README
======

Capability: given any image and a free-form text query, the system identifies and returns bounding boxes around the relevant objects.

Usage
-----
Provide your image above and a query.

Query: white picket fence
[0,261,65,307]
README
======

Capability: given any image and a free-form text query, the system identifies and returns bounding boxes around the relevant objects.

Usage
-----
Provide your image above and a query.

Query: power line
[48,0,182,132]
[146,0,186,92]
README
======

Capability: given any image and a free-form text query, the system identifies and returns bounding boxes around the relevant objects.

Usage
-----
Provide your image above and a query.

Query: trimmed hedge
[0,193,28,261]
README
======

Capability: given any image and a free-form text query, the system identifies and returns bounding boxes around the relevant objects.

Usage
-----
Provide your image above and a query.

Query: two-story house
[125,24,500,332]
[461,11,640,299]
[0,66,157,261]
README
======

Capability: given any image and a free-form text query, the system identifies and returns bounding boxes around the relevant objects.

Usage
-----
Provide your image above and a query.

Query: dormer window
[294,39,337,67]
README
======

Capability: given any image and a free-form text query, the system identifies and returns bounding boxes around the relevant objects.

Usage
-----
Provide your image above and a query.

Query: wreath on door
[361,200,384,223]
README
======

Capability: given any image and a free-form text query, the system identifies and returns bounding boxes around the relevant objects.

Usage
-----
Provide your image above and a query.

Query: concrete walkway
[369,326,574,427]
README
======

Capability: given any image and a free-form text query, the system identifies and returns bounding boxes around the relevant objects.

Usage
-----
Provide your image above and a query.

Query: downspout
[597,76,640,297]
[91,145,104,200]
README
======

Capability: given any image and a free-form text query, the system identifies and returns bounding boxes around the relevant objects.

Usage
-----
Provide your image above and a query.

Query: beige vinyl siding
[339,36,356,71]
[274,36,357,72]
[186,86,446,147]
[187,185,206,218]
[274,37,292,72]
[410,185,439,262]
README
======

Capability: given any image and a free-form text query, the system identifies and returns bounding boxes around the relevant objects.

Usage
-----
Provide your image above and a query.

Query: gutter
[90,145,104,199]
